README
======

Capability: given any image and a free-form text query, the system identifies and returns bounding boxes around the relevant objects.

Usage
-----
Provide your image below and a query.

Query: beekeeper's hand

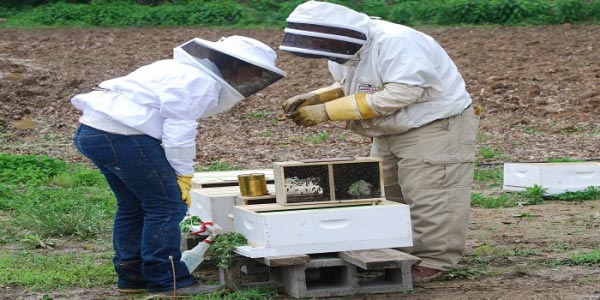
[282,85,345,113]
[282,92,321,114]
[290,104,330,127]
[177,175,193,207]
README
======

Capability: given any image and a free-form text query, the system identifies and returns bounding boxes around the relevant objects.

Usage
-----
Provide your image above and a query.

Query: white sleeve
[367,82,424,116]
[157,66,221,175]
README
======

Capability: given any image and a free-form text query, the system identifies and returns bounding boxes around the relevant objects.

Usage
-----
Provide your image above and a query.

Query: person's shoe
[411,265,444,283]
[117,287,146,294]
[148,283,223,299]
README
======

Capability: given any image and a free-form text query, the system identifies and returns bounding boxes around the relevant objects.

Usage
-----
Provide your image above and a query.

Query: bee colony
[273,157,385,205]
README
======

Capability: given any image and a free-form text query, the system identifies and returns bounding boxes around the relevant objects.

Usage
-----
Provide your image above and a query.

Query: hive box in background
[233,200,413,258]
[503,162,600,194]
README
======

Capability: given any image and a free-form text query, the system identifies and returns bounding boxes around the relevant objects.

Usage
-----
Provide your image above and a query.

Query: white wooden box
[273,157,385,205]
[189,185,275,233]
[233,200,413,258]
[503,162,600,194]
[192,169,273,189]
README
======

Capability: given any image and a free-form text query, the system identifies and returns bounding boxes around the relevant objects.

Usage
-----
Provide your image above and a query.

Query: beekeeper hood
[280,0,370,64]
[174,35,286,116]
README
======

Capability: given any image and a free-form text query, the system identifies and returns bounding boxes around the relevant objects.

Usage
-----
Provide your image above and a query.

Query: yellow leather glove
[290,104,330,127]
[282,85,344,113]
[324,93,377,120]
[176,175,193,207]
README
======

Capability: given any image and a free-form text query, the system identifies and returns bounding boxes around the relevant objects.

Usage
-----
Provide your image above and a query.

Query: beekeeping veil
[279,0,370,64]
[174,35,286,116]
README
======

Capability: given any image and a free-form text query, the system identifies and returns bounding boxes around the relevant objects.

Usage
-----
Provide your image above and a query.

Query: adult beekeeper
[280,0,479,283]
[72,35,285,297]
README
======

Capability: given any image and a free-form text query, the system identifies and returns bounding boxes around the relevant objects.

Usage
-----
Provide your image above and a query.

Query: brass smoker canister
[238,173,268,197]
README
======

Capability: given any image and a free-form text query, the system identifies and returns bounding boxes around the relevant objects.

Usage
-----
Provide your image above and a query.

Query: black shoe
[149,283,223,299]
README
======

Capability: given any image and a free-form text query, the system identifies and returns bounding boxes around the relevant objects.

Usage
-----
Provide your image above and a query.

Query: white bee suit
[327,20,471,136]
[72,36,285,176]
[71,59,221,175]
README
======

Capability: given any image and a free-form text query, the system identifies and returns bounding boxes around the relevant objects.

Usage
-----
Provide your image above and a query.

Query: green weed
[309,132,329,144]
[560,250,600,266]
[471,193,516,208]
[473,166,503,187]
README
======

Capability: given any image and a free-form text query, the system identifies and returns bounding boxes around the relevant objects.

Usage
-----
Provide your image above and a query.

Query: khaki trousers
[370,107,479,271]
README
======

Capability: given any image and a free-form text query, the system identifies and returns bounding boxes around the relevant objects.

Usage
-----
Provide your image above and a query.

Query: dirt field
[1,25,599,300]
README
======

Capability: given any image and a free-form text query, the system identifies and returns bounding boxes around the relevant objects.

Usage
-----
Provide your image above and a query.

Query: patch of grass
[262,130,273,137]
[308,132,329,144]
[11,186,114,240]
[0,251,115,291]
[559,250,600,266]
[545,157,585,162]
[471,193,517,208]
[473,165,502,186]
[546,186,600,201]
[245,111,270,119]
[196,287,278,300]
[0,153,67,185]
[479,147,503,159]
[200,161,243,171]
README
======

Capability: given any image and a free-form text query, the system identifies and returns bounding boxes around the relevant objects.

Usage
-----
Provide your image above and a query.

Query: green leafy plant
[207,232,248,269]
[180,215,203,233]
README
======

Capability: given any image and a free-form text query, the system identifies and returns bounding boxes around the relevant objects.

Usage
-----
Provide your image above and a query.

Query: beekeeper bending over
[71,36,285,297]
[279,0,479,283]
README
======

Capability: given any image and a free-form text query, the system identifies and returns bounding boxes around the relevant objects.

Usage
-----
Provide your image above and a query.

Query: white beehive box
[189,185,275,233]
[233,200,413,258]
[503,162,600,194]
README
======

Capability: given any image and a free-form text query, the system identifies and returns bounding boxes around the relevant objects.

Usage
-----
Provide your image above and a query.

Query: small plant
[308,132,329,144]
[521,185,545,205]
[262,130,273,137]
[206,232,248,269]
[479,147,500,159]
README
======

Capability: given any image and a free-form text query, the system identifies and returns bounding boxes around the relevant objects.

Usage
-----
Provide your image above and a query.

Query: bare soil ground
[0,25,599,300]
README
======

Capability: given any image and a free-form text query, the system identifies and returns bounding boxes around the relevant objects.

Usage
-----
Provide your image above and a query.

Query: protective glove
[176,175,193,207]
[290,104,330,127]
[282,85,344,113]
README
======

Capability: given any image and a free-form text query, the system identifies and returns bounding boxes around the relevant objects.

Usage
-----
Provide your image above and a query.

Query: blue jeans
[73,124,197,292]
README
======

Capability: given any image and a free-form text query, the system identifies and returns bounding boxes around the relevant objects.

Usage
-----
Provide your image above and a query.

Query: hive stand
[221,249,421,298]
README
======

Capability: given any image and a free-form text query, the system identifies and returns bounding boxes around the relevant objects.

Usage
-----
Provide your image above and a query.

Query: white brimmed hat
[173,36,286,116]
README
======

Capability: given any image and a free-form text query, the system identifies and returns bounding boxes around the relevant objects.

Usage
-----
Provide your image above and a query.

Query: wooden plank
[338,249,421,270]
[255,255,310,267]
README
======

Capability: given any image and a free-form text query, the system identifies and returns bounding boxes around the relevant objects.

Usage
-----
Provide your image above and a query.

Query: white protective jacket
[71,58,222,176]
[328,19,472,137]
